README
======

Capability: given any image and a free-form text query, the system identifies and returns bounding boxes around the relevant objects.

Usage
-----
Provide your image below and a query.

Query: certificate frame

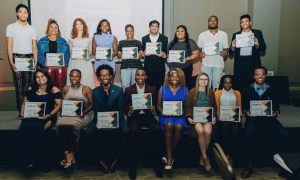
[219,106,241,122]
[168,50,185,63]
[95,47,113,60]
[131,93,152,110]
[250,100,272,116]
[24,102,46,118]
[15,57,34,72]
[193,107,214,123]
[203,42,220,56]
[145,42,162,55]
[71,47,88,60]
[162,101,182,116]
[61,100,83,117]
[96,111,119,129]
[46,53,65,67]
[236,33,254,48]
[122,47,138,59]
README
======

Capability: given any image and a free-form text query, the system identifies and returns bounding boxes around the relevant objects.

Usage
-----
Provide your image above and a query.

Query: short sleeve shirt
[118,39,143,69]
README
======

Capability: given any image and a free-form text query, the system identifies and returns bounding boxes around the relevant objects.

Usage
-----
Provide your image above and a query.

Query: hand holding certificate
[96,47,112,60]
[132,93,152,110]
[71,47,88,60]
[193,107,214,123]
[168,50,185,63]
[236,33,254,48]
[250,100,272,116]
[96,111,119,129]
[46,53,64,66]
[24,102,46,118]
[145,42,162,55]
[219,106,240,122]
[163,101,182,116]
[203,42,220,56]
[61,100,83,117]
[15,58,34,71]
[122,47,138,59]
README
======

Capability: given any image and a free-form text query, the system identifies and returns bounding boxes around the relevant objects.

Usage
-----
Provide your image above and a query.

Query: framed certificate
[15,58,34,71]
[219,106,240,122]
[96,47,112,60]
[96,111,119,129]
[46,53,64,66]
[193,107,214,123]
[163,101,182,116]
[61,100,83,117]
[24,102,46,118]
[122,47,138,59]
[236,33,254,48]
[71,47,88,60]
[250,100,272,116]
[145,42,161,55]
[168,50,185,63]
[132,93,152,110]
[203,42,220,56]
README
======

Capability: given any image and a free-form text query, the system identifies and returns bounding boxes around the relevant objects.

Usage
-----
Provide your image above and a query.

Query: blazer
[215,89,242,117]
[229,29,266,64]
[124,83,156,116]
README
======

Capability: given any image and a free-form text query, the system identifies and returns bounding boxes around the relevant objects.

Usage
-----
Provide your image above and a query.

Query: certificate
[132,93,152,110]
[46,53,64,66]
[145,42,161,55]
[219,106,240,122]
[236,33,254,48]
[61,100,83,117]
[96,111,119,129]
[96,47,112,60]
[24,102,46,118]
[71,47,88,60]
[193,107,214,123]
[250,100,272,116]
[203,42,220,56]
[122,47,138,59]
[168,50,185,63]
[15,58,34,71]
[163,101,182,116]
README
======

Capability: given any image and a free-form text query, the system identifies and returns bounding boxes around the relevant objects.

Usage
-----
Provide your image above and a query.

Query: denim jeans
[121,68,137,89]
[201,65,223,90]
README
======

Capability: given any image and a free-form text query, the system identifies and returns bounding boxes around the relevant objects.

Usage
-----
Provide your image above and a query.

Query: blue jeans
[201,65,223,90]
[121,68,137,89]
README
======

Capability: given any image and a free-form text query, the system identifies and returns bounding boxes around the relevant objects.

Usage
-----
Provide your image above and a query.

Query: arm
[156,88,163,114]
[82,86,93,116]
[6,37,16,71]
[215,90,221,118]
[229,33,236,55]
[117,90,125,116]
[112,36,118,57]
[88,38,93,57]
[117,42,122,59]
[185,50,200,62]
[254,30,266,53]
[32,39,38,70]
[20,96,28,118]
[92,36,96,56]
[235,90,242,116]
[42,87,62,120]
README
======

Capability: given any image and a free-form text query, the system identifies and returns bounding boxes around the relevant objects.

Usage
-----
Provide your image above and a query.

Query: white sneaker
[164,159,174,170]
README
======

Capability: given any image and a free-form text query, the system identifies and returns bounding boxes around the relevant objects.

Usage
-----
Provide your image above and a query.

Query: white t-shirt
[240,31,253,56]
[6,21,37,54]
[197,30,228,68]
[150,33,159,43]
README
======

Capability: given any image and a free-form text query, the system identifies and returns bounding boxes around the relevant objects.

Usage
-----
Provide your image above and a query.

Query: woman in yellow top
[215,75,242,163]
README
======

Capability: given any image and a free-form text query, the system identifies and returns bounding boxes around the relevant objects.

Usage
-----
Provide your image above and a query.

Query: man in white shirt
[6,4,38,115]
[198,15,228,90]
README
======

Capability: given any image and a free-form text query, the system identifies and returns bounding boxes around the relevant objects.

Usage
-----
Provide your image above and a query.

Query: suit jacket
[229,29,266,64]
[124,83,156,116]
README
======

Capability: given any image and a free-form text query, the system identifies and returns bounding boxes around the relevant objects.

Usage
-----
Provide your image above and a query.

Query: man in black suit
[229,14,266,91]
[142,20,168,92]
[124,68,163,179]
[85,64,129,173]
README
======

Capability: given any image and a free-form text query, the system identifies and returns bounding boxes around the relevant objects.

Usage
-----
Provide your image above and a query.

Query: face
[208,17,218,29]
[169,72,180,85]
[100,21,110,33]
[253,68,266,85]
[223,77,232,91]
[149,23,159,34]
[36,72,48,85]
[135,70,147,85]
[240,18,251,30]
[75,20,83,31]
[99,69,111,85]
[176,27,186,41]
[17,7,28,22]
[198,75,209,87]
[69,71,81,85]
[48,23,59,36]
[125,26,134,39]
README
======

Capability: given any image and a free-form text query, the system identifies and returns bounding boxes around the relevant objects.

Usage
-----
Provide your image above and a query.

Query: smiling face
[69,71,81,86]
[125,26,134,39]
[135,69,147,86]
[168,71,180,86]
[100,21,110,33]
[253,68,266,85]
[176,27,186,41]
[75,20,83,32]
[223,77,233,91]
[149,23,159,35]
[208,17,218,29]
[36,72,48,85]
[198,74,209,88]
[99,69,112,86]
[48,23,59,36]
[240,17,251,30]
[16,7,28,22]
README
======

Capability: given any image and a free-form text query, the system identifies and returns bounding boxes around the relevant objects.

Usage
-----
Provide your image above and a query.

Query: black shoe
[154,166,163,178]
[128,165,137,180]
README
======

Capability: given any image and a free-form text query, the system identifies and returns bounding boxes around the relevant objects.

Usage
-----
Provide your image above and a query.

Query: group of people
[6,3,289,180]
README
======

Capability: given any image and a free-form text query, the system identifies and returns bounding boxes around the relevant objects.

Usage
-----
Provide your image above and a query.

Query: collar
[101,84,112,95]
[252,82,269,90]
[136,83,145,93]
[16,20,28,27]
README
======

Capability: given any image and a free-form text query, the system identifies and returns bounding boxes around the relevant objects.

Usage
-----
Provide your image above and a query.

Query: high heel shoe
[98,160,108,174]
[109,159,118,173]
[63,151,76,169]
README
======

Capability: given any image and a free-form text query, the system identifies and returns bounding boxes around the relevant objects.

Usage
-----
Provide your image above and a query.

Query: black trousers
[144,59,165,93]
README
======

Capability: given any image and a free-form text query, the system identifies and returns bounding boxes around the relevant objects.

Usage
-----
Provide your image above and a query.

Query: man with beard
[6,4,38,116]
[229,14,266,91]
[197,15,228,90]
